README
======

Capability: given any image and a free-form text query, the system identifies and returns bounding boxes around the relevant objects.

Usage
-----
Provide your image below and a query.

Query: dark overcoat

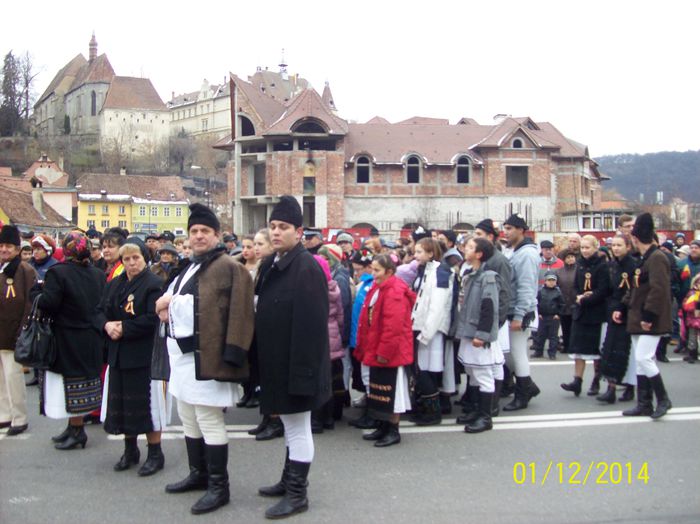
[568,253,611,355]
[0,258,36,350]
[255,242,331,415]
[625,245,672,335]
[94,268,163,369]
[37,262,105,378]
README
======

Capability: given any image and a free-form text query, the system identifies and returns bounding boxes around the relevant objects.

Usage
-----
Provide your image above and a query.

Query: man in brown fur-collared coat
[156,203,254,516]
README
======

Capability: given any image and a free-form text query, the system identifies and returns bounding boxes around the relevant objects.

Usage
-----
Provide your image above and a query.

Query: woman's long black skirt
[599,322,631,383]
[104,366,154,436]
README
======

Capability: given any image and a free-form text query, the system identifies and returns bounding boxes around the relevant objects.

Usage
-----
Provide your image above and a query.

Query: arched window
[456,156,471,184]
[239,116,255,136]
[406,156,421,184]
[292,120,327,133]
[356,156,370,184]
[91,91,97,116]
[512,138,523,148]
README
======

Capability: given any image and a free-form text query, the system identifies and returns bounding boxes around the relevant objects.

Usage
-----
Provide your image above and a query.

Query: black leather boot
[51,423,72,443]
[256,417,285,441]
[248,415,270,436]
[374,422,401,447]
[560,376,583,397]
[456,386,480,424]
[165,437,208,493]
[501,367,515,398]
[464,392,493,433]
[245,388,260,409]
[191,444,229,515]
[491,380,502,417]
[587,364,601,396]
[310,410,324,434]
[114,436,140,471]
[237,383,253,407]
[623,376,653,416]
[264,461,310,519]
[259,448,289,497]
[54,424,87,450]
[413,393,442,426]
[619,384,635,402]
[138,443,164,476]
[362,421,388,441]
[649,374,672,419]
[439,393,453,415]
[503,377,533,411]
[596,384,617,404]
[655,337,670,363]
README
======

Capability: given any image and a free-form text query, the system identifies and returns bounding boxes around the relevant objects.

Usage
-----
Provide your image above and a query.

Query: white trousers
[280,411,314,463]
[177,399,227,445]
[506,328,531,377]
[631,335,661,377]
[0,350,28,426]
[464,365,495,393]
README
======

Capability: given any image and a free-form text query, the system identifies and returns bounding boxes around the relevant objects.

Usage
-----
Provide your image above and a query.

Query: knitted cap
[504,213,528,230]
[475,218,497,236]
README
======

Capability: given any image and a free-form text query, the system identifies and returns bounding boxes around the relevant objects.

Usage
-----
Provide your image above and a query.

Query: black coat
[255,242,331,415]
[573,253,611,325]
[607,254,638,320]
[94,268,163,370]
[537,286,565,317]
[37,262,106,378]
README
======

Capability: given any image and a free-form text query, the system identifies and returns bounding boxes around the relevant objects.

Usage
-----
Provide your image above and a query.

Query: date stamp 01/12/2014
[513,461,650,486]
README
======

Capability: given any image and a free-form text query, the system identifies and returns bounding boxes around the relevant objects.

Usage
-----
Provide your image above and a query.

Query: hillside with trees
[596,150,700,204]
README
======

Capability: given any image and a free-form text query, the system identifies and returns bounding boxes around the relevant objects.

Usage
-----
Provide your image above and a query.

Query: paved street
[2,357,699,524]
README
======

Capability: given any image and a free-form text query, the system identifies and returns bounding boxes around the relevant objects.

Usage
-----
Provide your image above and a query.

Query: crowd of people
[0,203,697,519]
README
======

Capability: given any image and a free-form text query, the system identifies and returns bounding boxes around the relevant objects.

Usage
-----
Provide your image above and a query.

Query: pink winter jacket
[328,280,345,360]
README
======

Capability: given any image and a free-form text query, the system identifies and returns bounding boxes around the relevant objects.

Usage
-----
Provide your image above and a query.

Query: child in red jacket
[681,274,700,363]
[355,254,416,447]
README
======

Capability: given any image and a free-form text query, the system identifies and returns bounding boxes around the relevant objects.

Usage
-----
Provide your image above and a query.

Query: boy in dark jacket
[531,272,565,359]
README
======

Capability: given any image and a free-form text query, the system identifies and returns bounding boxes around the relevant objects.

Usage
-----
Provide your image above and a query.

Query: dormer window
[356,156,371,184]
[456,156,471,184]
[512,138,523,149]
[406,156,421,184]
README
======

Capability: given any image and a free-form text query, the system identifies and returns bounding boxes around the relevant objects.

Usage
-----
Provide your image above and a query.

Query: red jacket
[355,275,415,368]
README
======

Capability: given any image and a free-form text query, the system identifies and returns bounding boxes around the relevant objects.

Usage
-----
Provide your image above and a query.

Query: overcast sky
[3,0,697,156]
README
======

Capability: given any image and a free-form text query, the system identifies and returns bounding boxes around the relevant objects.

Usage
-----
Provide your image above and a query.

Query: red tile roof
[396,116,450,125]
[0,187,72,228]
[263,88,348,136]
[76,173,187,200]
[365,116,390,124]
[36,54,87,105]
[232,74,287,129]
[102,77,166,111]
[0,167,12,177]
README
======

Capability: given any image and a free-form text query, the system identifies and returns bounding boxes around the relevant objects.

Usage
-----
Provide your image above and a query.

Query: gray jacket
[455,268,499,343]
[483,248,512,327]
[508,238,540,321]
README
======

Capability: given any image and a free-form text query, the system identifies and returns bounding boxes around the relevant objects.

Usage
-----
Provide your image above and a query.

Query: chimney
[31,181,44,217]
[120,166,127,176]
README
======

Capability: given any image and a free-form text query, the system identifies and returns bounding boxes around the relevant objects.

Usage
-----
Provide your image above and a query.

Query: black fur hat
[188,203,220,232]
[270,195,303,228]
[475,218,497,237]
[0,225,21,246]
[631,213,654,244]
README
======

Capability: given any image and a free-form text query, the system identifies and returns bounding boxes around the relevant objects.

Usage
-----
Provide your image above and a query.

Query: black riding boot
[501,366,515,397]
[622,376,653,416]
[464,392,494,433]
[138,442,164,476]
[165,437,208,493]
[491,379,503,417]
[114,436,140,471]
[439,392,453,415]
[649,374,672,419]
[655,337,670,363]
[619,384,635,402]
[503,376,535,411]
[191,444,229,515]
[560,376,583,397]
[456,386,480,424]
[413,393,442,426]
[265,461,310,519]
[259,448,290,497]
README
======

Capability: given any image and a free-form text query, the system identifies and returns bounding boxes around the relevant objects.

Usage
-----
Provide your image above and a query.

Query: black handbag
[14,295,56,370]
[150,322,170,381]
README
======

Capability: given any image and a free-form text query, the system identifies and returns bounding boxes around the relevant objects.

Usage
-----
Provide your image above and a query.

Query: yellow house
[77,191,132,232]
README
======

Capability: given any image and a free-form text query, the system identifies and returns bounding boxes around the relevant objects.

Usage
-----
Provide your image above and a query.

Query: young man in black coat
[255,195,330,520]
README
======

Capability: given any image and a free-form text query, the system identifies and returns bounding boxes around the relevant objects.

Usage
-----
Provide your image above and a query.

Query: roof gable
[36,54,87,105]
[231,74,287,131]
[263,88,348,136]
[68,53,115,93]
[23,155,70,187]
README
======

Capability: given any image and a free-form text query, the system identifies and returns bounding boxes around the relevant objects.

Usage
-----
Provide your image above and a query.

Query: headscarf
[62,231,91,264]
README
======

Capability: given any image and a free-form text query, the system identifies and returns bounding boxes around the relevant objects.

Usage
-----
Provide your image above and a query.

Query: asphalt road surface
[2,357,699,524]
